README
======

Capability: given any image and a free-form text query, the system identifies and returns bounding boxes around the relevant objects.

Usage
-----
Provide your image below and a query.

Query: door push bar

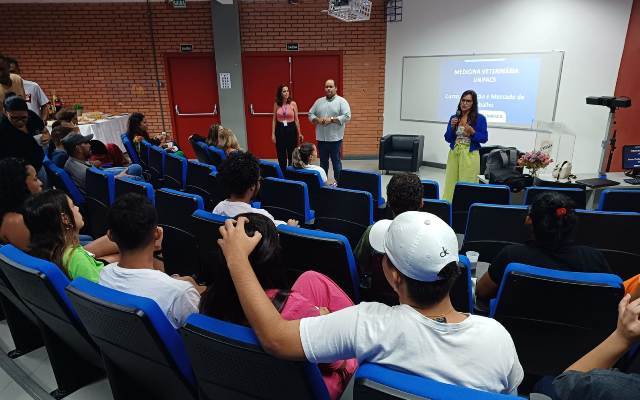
[175,104,218,117]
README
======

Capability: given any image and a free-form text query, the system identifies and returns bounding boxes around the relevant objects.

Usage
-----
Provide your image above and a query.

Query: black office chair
[378,135,424,173]
[186,160,221,211]
[260,178,315,225]
[598,189,640,213]
[314,187,373,249]
[421,199,452,226]
[156,189,204,278]
[278,225,360,302]
[67,278,197,400]
[189,210,227,285]
[0,245,104,397]
[460,204,530,263]
[451,183,511,234]
[421,179,439,199]
[490,263,623,376]
[85,167,115,238]
[524,186,587,210]
[164,152,187,190]
[285,167,325,210]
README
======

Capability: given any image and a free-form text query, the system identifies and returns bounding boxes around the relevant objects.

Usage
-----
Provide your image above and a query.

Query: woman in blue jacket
[443,90,488,201]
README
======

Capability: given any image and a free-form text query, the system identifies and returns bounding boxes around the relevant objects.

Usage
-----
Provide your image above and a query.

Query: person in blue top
[442,90,488,201]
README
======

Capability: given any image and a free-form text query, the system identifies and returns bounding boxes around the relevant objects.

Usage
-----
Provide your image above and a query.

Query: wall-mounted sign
[219,73,231,90]
[170,0,187,8]
[180,44,193,52]
[286,43,299,51]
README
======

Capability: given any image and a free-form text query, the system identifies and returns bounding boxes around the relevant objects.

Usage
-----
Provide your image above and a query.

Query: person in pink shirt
[272,84,303,173]
[199,212,355,399]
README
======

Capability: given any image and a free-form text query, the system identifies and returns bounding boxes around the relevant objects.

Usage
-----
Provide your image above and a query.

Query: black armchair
[378,134,424,173]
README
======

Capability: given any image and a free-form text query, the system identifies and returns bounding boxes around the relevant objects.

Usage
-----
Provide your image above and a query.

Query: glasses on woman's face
[460,99,473,104]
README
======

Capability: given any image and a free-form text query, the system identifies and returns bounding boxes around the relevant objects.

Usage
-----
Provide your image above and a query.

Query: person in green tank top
[23,189,107,282]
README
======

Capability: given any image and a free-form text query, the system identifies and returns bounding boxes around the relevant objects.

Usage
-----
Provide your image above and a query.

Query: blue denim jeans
[317,140,342,181]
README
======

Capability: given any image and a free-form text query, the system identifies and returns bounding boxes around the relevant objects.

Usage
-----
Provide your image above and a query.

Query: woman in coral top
[272,84,303,173]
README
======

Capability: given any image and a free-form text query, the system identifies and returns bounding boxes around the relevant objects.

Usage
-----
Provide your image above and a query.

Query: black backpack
[488,169,533,192]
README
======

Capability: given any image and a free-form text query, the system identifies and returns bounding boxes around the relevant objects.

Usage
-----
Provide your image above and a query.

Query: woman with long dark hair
[442,90,488,201]
[292,142,328,185]
[272,84,303,173]
[199,213,356,399]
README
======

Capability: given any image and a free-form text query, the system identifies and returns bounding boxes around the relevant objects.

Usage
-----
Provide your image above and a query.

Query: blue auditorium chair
[460,204,529,263]
[121,133,141,165]
[260,177,315,225]
[139,140,152,170]
[156,189,204,277]
[421,199,452,226]
[277,225,359,302]
[164,152,187,190]
[598,188,640,213]
[66,278,197,400]
[259,159,284,179]
[186,160,221,211]
[181,314,329,400]
[338,169,386,219]
[285,166,325,208]
[188,135,211,164]
[85,167,115,238]
[490,263,623,376]
[421,179,440,199]
[452,183,510,234]
[524,186,587,209]
[0,245,104,397]
[314,187,373,248]
[115,176,155,204]
[189,210,227,284]
[149,145,166,185]
[354,363,520,399]
[208,145,226,168]
[44,158,85,207]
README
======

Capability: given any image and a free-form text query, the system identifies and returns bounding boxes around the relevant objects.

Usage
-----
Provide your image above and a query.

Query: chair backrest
[121,133,141,165]
[285,167,324,208]
[421,179,439,200]
[0,245,103,368]
[85,167,115,238]
[421,199,452,226]
[149,145,166,182]
[140,140,151,169]
[181,314,329,400]
[598,189,640,213]
[314,187,373,248]
[188,135,211,164]
[189,210,227,285]
[452,183,510,234]
[259,159,284,179]
[66,278,196,399]
[164,152,187,190]
[461,204,530,263]
[156,189,204,277]
[338,169,385,207]
[115,176,155,204]
[490,263,623,376]
[208,145,226,168]
[44,158,85,206]
[186,160,221,211]
[277,225,359,302]
[524,186,587,210]
[354,363,520,400]
[260,177,314,224]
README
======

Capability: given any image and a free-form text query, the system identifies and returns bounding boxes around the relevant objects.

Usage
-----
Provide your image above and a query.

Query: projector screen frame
[399,50,565,132]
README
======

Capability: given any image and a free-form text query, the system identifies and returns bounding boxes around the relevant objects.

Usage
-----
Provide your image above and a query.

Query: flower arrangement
[517,150,553,176]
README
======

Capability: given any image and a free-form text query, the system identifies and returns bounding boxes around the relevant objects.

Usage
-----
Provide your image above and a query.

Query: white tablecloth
[78,115,128,151]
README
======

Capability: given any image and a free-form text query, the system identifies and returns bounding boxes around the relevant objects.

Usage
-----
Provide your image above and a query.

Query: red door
[166,53,220,159]
[243,53,342,159]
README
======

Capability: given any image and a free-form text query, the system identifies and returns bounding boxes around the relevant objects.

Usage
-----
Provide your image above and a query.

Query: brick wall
[239,0,387,155]
[1,0,386,155]
[0,2,213,136]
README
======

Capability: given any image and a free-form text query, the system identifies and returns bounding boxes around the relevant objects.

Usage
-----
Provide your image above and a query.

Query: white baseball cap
[369,211,459,282]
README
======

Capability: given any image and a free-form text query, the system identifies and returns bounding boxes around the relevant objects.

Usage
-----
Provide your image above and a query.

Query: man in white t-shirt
[212,151,299,227]
[7,57,49,121]
[216,211,524,394]
[99,193,202,329]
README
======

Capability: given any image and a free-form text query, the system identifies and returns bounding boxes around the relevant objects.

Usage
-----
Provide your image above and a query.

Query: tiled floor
[0,160,446,400]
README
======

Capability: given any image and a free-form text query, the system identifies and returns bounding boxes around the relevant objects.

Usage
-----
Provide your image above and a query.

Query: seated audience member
[476,193,612,301]
[353,173,423,270]
[126,112,184,157]
[62,132,143,193]
[292,142,328,185]
[213,151,298,227]
[0,55,26,113]
[217,211,523,394]
[100,193,201,328]
[23,189,119,282]
[551,294,640,400]
[49,123,74,166]
[218,127,242,156]
[7,57,50,121]
[89,139,127,167]
[0,158,43,249]
[206,123,223,147]
[0,95,44,171]
[55,108,78,125]
[200,212,356,399]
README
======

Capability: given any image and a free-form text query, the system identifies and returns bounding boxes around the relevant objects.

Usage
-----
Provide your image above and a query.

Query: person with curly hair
[212,151,298,227]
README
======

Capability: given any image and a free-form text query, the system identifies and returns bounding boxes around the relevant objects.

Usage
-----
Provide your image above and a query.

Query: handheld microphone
[454,109,461,129]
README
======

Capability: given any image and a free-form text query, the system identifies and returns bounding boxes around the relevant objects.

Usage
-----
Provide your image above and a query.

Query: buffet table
[77,114,129,151]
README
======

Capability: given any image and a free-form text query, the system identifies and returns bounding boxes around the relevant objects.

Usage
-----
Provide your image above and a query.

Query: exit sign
[286,43,299,51]
[171,0,186,8]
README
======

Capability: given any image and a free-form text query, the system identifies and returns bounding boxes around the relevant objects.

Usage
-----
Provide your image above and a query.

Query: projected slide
[400,52,564,126]
[439,57,540,124]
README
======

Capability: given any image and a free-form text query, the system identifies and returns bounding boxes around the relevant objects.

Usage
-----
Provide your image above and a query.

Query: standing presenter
[272,84,303,173]
[443,90,488,201]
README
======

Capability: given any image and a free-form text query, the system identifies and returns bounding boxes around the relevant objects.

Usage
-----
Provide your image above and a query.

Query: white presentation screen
[400,52,564,127]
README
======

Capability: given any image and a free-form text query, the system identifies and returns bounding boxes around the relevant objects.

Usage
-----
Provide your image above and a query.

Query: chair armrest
[379,135,392,169]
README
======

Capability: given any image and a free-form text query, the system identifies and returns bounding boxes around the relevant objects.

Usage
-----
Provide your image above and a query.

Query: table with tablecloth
[77,114,129,151]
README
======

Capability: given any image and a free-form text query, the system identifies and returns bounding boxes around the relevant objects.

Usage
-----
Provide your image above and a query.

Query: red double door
[166,53,220,159]
[243,53,342,159]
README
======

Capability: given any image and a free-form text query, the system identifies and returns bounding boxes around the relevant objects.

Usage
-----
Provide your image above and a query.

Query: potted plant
[73,103,84,117]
